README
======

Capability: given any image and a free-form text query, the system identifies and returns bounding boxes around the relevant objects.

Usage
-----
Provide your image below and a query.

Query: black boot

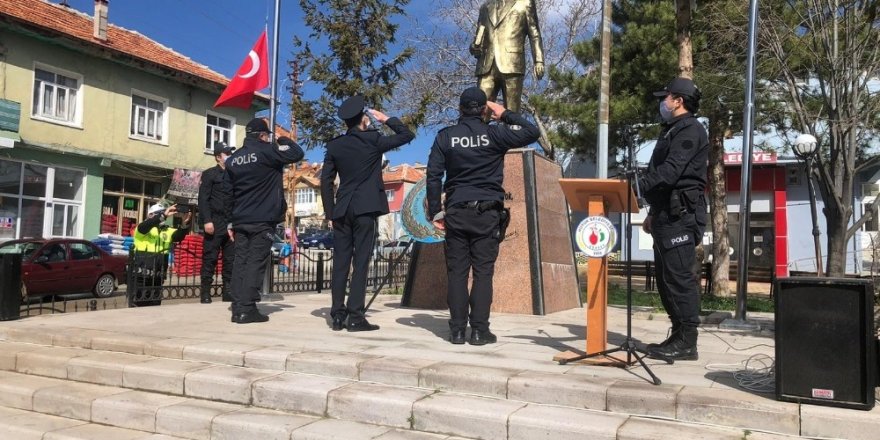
[221,284,232,302]
[648,326,698,361]
[200,283,213,304]
[646,321,681,350]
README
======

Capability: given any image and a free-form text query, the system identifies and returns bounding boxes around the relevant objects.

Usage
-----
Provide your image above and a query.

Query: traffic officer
[225,118,304,324]
[640,77,709,361]
[426,87,539,345]
[131,203,191,307]
[321,95,414,332]
[198,141,235,304]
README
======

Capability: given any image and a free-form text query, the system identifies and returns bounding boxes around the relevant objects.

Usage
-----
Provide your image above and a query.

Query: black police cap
[653,77,701,100]
[245,118,270,134]
[212,141,235,156]
[338,95,365,120]
[459,87,487,108]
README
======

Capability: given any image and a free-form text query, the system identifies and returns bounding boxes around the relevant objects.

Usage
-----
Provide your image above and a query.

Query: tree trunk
[675,0,694,79]
[707,111,731,296]
[826,202,849,276]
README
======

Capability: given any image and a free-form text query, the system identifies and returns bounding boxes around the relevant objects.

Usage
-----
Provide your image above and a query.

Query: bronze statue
[470,0,545,113]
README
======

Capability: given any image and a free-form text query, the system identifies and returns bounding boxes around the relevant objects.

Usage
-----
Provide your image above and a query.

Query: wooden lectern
[554,178,639,363]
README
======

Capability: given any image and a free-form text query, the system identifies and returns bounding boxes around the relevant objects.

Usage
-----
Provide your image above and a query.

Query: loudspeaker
[0,254,21,321]
[775,277,876,410]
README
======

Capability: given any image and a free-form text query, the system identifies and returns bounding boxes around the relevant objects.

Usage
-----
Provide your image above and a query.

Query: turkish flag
[214,30,269,109]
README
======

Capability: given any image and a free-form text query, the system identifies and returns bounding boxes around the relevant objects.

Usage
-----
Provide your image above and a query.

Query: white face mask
[659,99,675,122]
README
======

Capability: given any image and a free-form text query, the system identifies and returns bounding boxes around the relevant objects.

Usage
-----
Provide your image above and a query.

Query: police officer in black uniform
[225,118,304,324]
[321,95,415,332]
[198,141,235,304]
[639,77,709,360]
[426,87,539,345]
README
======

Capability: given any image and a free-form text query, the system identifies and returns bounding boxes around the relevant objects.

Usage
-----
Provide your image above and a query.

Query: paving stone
[252,372,352,415]
[0,405,28,418]
[372,429,450,440]
[801,402,880,440]
[144,337,204,359]
[0,370,66,410]
[0,411,86,440]
[290,418,390,440]
[419,363,520,398]
[508,404,627,440]
[508,371,614,410]
[4,326,55,345]
[412,393,526,439]
[184,365,282,404]
[359,357,440,387]
[616,417,784,440]
[123,358,212,394]
[42,423,153,440]
[676,386,800,435]
[286,351,379,379]
[16,347,90,378]
[67,352,151,386]
[51,328,113,349]
[91,333,158,355]
[182,341,265,366]
[91,390,188,431]
[0,341,43,371]
[33,382,128,420]
[606,380,681,418]
[212,408,316,440]
[155,399,241,440]
[244,347,300,370]
[328,382,433,428]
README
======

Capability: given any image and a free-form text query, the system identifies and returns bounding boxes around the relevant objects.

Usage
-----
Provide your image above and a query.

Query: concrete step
[0,339,820,440]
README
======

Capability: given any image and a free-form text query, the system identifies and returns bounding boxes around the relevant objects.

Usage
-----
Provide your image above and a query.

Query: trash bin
[126,251,165,307]
[0,253,22,320]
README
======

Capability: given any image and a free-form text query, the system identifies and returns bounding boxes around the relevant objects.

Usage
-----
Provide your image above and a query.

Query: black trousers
[200,230,233,287]
[651,210,704,328]
[230,222,274,315]
[330,209,378,323]
[444,204,500,332]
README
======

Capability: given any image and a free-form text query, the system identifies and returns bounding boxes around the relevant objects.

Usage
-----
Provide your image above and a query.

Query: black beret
[338,95,365,120]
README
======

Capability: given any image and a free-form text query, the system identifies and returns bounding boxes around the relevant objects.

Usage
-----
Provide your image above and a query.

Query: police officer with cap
[321,95,414,332]
[197,141,236,304]
[426,87,539,345]
[639,77,709,361]
[225,118,304,323]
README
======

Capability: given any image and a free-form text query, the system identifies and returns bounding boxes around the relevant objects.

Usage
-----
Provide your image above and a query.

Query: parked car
[377,238,412,257]
[270,234,287,263]
[0,238,128,299]
[301,231,333,250]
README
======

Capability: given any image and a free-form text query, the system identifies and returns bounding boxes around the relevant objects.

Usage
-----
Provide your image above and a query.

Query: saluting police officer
[198,141,235,304]
[640,77,709,361]
[225,118,304,324]
[426,87,539,345]
[321,96,415,332]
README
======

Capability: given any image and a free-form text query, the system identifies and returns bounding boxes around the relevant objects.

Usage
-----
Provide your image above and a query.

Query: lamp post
[794,133,823,276]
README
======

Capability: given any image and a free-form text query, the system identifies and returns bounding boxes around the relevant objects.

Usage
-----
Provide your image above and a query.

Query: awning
[0,130,20,149]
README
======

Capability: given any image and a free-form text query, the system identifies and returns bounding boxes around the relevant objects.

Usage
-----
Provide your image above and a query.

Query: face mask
[659,100,675,122]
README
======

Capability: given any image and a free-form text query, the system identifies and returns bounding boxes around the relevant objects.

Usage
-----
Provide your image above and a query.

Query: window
[130,92,166,142]
[31,65,81,125]
[786,166,801,186]
[386,190,395,201]
[206,112,235,153]
[70,242,98,261]
[102,175,163,236]
[295,188,315,205]
[865,203,878,232]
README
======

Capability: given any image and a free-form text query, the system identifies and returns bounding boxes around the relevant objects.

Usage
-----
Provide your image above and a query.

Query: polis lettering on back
[450,135,489,148]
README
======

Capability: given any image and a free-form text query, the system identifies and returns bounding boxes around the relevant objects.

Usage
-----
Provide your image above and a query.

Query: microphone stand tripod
[557,142,668,385]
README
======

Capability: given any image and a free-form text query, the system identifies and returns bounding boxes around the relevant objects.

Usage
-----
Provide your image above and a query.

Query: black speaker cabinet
[775,277,876,410]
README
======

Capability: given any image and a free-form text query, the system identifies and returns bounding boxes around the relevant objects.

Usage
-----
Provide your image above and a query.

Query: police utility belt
[662,189,703,219]
[451,200,503,214]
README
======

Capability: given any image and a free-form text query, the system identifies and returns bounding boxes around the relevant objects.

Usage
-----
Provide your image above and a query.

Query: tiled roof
[383,164,425,183]
[0,0,266,101]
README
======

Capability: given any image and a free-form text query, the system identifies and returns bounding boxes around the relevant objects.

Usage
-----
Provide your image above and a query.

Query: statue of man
[470,0,545,113]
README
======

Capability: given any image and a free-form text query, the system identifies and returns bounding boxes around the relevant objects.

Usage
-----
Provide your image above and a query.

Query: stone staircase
[0,298,875,439]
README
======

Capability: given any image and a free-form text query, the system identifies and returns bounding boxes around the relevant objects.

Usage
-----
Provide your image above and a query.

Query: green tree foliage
[292,0,414,149]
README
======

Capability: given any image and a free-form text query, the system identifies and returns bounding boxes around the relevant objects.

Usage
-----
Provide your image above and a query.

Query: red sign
[723,152,777,164]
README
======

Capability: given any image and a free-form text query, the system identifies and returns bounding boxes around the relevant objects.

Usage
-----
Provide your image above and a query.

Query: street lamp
[794,133,823,276]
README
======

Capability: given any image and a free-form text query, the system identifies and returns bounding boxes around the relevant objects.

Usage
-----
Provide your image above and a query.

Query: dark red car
[0,238,128,299]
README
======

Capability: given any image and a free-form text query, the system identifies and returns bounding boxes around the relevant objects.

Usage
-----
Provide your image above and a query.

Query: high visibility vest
[133,226,177,253]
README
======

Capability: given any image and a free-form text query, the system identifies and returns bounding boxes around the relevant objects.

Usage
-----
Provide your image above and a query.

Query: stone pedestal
[401,149,580,315]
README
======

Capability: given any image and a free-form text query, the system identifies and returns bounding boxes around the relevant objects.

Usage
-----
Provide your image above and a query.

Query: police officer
[225,118,304,324]
[426,87,539,345]
[131,203,191,307]
[640,77,709,361]
[198,141,235,304]
[321,95,415,332]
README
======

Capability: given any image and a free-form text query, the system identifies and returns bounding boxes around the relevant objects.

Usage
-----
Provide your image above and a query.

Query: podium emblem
[575,216,617,258]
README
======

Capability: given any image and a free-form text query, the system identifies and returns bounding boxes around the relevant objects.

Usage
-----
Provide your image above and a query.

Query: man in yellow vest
[129,203,191,306]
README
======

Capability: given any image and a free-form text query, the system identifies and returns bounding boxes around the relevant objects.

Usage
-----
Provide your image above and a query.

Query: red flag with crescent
[214,30,269,109]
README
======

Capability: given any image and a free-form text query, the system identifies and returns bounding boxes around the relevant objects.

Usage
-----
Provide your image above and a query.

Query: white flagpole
[269,0,281,141]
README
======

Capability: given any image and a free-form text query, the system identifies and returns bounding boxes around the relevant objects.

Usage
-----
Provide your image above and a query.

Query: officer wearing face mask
[639,77,708,362]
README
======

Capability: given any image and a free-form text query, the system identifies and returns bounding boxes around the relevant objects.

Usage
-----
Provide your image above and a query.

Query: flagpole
[269,0,281,141]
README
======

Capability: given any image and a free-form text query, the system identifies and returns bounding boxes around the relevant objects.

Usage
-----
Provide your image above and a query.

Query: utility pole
[285,59,303,236]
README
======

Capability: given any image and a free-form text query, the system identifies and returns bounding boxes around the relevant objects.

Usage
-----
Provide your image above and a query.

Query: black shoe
[232,311,269,324]
[449,329,466,345]
[331,316,345,331]
[646,324,680,350]
[347,319,379,332]
[648,327,698,361]
[200,296,212,304]
[468,329,497,346]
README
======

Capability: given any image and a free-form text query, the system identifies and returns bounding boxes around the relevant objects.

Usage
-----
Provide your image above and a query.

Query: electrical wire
[702,327,775,351]
[706,353,776,393]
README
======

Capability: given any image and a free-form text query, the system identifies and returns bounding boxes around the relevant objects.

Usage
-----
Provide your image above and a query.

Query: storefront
[100,174,164,237]
[0,157,85,240]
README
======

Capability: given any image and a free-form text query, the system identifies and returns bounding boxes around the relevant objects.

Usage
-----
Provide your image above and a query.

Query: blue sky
[64,0,434,165]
